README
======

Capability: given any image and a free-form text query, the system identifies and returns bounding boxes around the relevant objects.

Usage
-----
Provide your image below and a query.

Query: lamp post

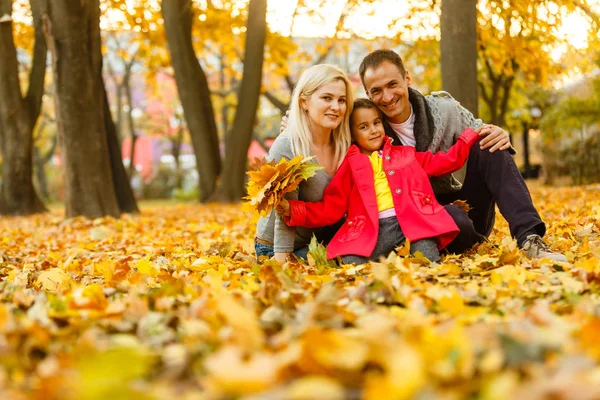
[521,106,542,178]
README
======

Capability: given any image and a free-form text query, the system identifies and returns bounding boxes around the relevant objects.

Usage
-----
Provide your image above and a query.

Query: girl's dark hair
[352,98,383,118]
[350,99,384,145]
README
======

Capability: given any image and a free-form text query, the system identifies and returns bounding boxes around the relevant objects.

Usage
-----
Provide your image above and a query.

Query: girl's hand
[276,199,291,217]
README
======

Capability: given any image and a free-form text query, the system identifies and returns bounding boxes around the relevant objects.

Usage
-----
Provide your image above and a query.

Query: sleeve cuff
[459,127,480,146]
[284,200,307,227]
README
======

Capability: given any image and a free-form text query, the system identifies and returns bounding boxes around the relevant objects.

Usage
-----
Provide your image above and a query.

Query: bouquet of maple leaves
[244,155,323,216]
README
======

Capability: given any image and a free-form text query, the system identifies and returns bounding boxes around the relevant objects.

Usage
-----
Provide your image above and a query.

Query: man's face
[363,60,411,124]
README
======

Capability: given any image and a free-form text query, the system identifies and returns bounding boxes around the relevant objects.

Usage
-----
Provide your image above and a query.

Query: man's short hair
[359,49,406,88]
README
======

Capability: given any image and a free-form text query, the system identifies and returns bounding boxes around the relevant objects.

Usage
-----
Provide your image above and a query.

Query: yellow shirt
[369,151,394,212]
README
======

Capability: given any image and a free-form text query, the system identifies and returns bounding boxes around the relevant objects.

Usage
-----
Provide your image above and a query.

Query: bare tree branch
[478,81,491,105]
[262,89,288,113]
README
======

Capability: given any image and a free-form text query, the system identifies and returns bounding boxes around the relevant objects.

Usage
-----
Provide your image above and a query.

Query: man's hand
[275,199,291,217]
[280,110,289,134]
[478,124,512,153]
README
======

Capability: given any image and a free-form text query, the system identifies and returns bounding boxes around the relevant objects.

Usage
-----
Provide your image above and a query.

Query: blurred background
[1,0,599,217]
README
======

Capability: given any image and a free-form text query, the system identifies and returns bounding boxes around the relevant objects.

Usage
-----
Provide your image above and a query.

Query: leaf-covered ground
[1,183,600,400]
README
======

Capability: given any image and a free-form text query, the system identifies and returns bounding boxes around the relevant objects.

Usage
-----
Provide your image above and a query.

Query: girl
[278,98,489,264]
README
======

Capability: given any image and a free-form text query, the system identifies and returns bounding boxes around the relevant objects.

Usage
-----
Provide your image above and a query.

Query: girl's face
[302,80,347,133]
[351,107,385,154]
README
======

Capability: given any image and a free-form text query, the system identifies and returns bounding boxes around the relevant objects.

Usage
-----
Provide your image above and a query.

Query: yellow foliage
[244,155,323,216]
[2,167,600,398]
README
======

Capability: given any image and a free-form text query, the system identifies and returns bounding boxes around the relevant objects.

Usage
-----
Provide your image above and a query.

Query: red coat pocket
[411,191,439,215]
[338,215,367,242]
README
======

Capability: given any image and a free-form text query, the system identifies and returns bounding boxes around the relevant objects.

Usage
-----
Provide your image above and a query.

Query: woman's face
[302,79,347,132]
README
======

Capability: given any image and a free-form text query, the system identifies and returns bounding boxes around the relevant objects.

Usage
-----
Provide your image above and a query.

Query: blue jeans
[254,237,309,260]
[255,238,275,258]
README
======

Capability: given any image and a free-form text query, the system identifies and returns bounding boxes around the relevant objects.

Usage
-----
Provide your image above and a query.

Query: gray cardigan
[384,88,485,194]
[255,132,342,253]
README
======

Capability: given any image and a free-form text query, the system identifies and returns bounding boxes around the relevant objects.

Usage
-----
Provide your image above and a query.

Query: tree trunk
[222,103,231,146]
[215,0,267,202]
[162,0,221,202]
[43,0,120,218]
[33,146,49,199]
[116,83,124,143]
[123,70,138,177]
[441,0,479,117]
[171,124,184,189]
[0,0,47,215]
[33,128,57,200]
[522,121,532,177]
[102,79,139,213]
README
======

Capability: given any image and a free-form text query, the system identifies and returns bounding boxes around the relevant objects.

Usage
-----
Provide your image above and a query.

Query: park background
[1,0,600,216]
[2,0,600,399]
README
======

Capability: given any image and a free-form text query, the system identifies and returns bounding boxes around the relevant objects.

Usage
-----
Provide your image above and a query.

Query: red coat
[285,128,481,259]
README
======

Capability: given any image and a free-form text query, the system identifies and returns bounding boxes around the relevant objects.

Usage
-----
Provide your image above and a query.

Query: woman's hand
[276,199,291,217]
[273,252,290,263]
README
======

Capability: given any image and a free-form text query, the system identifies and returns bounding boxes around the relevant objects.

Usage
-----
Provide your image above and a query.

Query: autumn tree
[540,77,600,183]
[102,79,140,214]
[42,0,120,218]
[101,0,169,179]
[440,0,478,116]
[143,73,187,190]
[262,0,375,114]
[0,0,47,215]
[104,34,141,176]
[215,0,267,201]
[162,0,221,202]
[476,1,598,129]
[1,0,139,216]
[32,110,57,199]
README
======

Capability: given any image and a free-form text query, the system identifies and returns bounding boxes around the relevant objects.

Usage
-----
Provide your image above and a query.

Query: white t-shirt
[387,105,416,147]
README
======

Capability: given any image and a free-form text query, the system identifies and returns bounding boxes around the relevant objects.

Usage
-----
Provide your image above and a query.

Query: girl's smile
[351,107,386,154]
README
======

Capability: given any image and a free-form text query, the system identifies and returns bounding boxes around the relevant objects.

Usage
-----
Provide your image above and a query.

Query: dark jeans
[436,143,546,254]
[341,216,440,264]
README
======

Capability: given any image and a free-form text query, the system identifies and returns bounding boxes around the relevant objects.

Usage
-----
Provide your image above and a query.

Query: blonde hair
[287,64,354,169]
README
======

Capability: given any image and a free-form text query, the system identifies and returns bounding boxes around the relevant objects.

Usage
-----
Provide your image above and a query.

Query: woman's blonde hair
[287,64,354,169]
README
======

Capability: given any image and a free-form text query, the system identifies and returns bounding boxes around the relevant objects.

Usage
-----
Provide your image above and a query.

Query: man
[359,49,566,261]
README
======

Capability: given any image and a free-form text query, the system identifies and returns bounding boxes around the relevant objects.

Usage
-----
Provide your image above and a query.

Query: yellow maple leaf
[450,199,472,213]
[244,155,323,216]
[136,256,157,277]
[36,268,71,292]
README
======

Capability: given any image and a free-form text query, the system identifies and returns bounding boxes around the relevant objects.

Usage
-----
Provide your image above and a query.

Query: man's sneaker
[521,234,567,262]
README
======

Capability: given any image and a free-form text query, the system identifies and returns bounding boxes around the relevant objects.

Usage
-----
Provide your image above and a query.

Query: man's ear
[405,70,411,86]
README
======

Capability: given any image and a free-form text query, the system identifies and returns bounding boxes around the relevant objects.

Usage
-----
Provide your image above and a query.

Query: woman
[255,64,354,262]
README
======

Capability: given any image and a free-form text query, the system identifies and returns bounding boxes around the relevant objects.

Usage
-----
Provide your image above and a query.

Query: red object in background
[247,138,275,162]
[121,136,154,179]
[121,137,276,179]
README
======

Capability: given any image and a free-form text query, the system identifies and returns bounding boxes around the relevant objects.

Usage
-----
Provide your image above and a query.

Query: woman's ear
[300,98,308,114]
